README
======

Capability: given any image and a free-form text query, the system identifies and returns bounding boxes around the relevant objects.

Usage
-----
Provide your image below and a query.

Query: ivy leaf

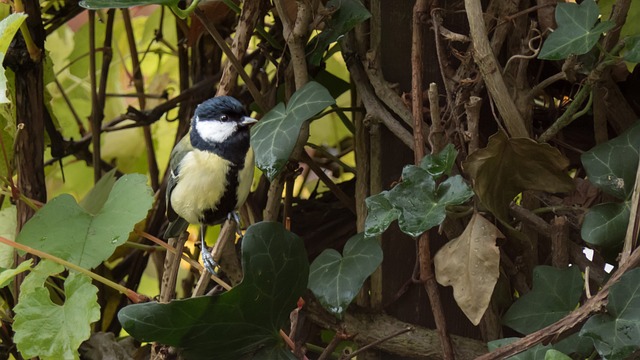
[307,0,371,66]
[434,213,502,325]
[581,122,640,200]
[580,268,640,359]
[463,131,574,222]
[364,192,400,237]
[581,202,630,249]
[538,0,615,60]
[503,266,582,335]
[420,143,457,177]
[389,167,473,237]
[118,222,309,360]
[0,13,27,104]
[624,36,640,63]
[251,81,335,180]
[309,233,382,318]
[17,174,153,269]
[13,260,100,360]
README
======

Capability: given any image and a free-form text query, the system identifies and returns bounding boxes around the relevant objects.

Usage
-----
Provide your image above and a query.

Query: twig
[412,2,455,359]
[428,83,445,152]
[193,7,267,111]
[342,33,415,150]
[340,327,414,360]
[122,8,160,191]
[216,0,262,97]
[88,11,101,183]
[160,232,187,302]
[464,96,482,154]
[299,151,357,215]
[464,0,529,138]
[0,235,148,303]
[274,0,312,89]
[620,153,640,264]
[538,83,592,143]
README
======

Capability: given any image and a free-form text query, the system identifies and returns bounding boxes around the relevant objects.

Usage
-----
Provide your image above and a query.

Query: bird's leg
[200,224,218,275]
[228,211,244,237]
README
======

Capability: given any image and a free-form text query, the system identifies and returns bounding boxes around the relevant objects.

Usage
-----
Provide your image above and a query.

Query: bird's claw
[228,211,244,237]
[200,227,217,275]
[201,247,218,275]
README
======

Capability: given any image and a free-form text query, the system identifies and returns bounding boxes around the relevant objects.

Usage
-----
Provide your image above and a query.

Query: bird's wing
[166,135,192,219]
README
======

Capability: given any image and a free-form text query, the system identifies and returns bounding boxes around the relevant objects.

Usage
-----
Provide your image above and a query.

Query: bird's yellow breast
[170,149,254,224]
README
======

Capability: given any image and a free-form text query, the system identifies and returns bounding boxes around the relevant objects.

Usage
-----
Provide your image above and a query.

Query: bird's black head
[190,96,257,164]
[195,96,247,120]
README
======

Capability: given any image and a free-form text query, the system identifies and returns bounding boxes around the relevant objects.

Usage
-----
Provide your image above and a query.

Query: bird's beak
[240,116,258,126]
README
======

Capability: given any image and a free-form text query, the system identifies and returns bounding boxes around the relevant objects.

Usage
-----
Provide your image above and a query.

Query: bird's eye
[220,115,229,121]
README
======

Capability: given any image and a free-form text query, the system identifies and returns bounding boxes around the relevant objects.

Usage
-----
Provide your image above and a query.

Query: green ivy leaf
[118,222,309,360]
[580,268,640,359]
[364,146,473,238]
[308,233,382,318]
[463,131,574,222]
[624,36,640,63]
[581,202,630,249]
[538,0,615,60]
[581,122,640,200]
[420,143,457,177]
[503,266,582,335]
[307,0,371,66]
[364,192,399,237]
[391,168,473,237]
[13,260,100,360]
[17,174,153,269]
[251,81,335,180]
[0,13,27,104]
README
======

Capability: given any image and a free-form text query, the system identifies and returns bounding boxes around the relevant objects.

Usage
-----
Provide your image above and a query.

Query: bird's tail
[164,218,189,239]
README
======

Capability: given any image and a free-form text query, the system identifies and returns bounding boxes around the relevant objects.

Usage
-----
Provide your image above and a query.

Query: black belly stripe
[201,165,239,225]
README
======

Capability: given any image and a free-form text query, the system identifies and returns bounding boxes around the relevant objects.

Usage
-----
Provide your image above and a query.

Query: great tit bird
[165,96,257,273]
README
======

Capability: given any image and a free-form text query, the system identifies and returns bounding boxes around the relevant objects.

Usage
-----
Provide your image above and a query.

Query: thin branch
[538,83,592,143]
[88,11,101,183]
[193,7,267,112]
[477,245,640,359]
[122,8,160,191]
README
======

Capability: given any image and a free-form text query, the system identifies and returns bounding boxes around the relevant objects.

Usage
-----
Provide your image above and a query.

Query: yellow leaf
[434,212,502,325]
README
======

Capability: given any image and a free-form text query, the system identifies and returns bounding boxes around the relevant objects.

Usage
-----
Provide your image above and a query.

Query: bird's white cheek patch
[195,118,238,143]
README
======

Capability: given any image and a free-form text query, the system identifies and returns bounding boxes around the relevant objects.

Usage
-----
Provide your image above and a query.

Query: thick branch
[464,0,529,138]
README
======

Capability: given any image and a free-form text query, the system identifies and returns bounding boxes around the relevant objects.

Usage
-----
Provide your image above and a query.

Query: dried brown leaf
[434,212,502,325]
[462,131,574,221]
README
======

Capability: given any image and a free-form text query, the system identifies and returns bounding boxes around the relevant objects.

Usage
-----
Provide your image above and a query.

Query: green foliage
[308,233,382,318]
[580,268,640,359]
[624,36,640,63]
[17,172,153,269]
[0,13,26,104]
[503,266,583,335]
[119,222,309,359]
[365,145,473,238]
[13,260,100,360]
[251,81,335,180]
[581,122,640,249]
[0,259,31,288]
[307,0,371,66]
[539,0,614,60]
[463,131,574,222]
[0,206,16,268]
